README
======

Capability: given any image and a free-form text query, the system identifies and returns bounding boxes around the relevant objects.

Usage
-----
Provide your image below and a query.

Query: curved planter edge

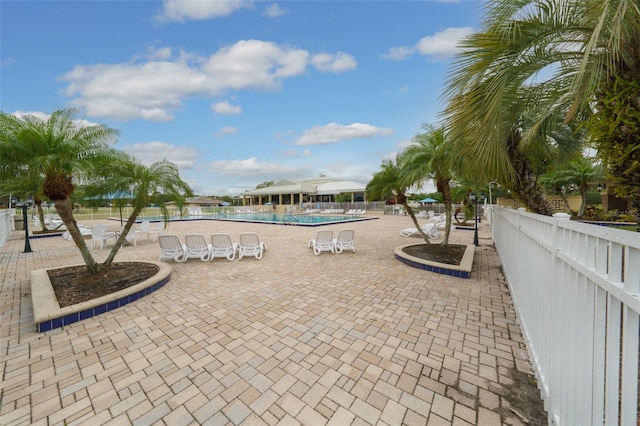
[394,243,475,279]
[31,260,172,333]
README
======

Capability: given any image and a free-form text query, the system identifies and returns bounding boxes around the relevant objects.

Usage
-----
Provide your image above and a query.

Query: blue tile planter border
[394,243,475,279]
[31,261,172,333]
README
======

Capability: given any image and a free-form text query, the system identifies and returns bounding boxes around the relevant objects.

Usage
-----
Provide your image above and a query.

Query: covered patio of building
[242,177,366,207]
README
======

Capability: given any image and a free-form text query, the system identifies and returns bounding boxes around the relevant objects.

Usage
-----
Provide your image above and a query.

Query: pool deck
[0,214,543,425]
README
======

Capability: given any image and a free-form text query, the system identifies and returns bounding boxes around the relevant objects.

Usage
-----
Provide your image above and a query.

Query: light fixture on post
[478,192,486,224]
[17,198,33,253]
[469,192,479,246]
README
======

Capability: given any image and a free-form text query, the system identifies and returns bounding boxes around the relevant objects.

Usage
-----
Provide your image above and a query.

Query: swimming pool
[216,213,373,226]
[129,213,375,227]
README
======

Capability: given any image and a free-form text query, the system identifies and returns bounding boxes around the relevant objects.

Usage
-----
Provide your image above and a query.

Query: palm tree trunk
[53,197,100,273]
[439,178,453,246]
[34,198,48,231]
[578,186,588,217]
[397,193,431,245]
[101,209,142,270]
[508,130,555,216]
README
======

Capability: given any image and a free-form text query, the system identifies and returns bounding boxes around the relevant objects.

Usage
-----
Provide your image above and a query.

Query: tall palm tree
[0,108,119,272]
[366,158,433,244]
[401,125,455,245]
[85,153,192,270]
[442,0,639,215]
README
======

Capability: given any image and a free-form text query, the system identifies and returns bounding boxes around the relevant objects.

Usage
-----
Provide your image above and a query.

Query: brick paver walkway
[1,214,542,425]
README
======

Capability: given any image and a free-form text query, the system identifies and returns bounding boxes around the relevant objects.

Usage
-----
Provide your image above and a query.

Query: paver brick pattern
[0,214,541,425]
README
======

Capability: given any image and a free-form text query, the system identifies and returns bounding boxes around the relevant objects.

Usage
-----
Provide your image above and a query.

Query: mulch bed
[48,262,159,307]
[402,243,467,265]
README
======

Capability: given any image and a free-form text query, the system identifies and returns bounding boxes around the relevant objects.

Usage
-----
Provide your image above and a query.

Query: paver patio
[0,214,544,425]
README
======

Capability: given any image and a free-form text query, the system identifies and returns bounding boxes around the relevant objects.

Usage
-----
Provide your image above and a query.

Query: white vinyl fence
[492,207,640,425]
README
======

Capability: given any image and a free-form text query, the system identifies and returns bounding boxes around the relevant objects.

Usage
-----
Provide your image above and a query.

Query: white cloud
[145,46,173,61]
[215,126,238,137]
[13,110,56,122]
[122,141,199,169]
[380,46,414,61]
[282,148,311,158]
[207,156,298,176]
[415,27,474,59]
[294,123,394,146]
[155,0,255,23]
[202,39,309,90]
[211,101,242,115]
[380,26,474,62]
[12,110,102,130]
[59,60,204,121]
[59,40,355,122]
[263,3,286,18]
[311,52,357,73]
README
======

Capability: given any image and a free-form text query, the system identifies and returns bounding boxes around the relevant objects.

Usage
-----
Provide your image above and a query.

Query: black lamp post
[17,199,33,253]
[469,192,480,246]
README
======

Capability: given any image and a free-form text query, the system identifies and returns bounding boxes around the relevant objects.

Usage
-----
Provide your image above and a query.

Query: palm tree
[85,153,192,269]
[443,0,640,215]
[0,109,119,272]
[557,158,605,217]
[401,125,455,245]
[0,171,51,230]
[538,170,574,213]
[366,158,432,244]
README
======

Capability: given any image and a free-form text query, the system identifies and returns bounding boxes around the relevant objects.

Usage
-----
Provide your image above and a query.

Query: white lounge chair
[308,229,335,255]
[158,234,187,262]
[211,233,238,261]
[400,223,441,239]
[48,219,67,231]
[62,224,92,241]
[334,229,355,254]
[184,234,212,262]
[90,225,117,249]
[238,232,266,260]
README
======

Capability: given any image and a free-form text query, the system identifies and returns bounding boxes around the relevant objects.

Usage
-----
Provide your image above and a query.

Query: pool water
[216,213,371,226]
[130,213,374,227]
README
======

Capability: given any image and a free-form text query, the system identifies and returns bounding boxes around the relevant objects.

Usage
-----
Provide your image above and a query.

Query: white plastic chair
[238,232,266,260]
[137,220,150,239]
[184,234,212,262]
[308,229,335,255]
[90,225,116,249]
[148,221,165,242]
[334,229,355,254]
[211,233,238,261]
[119,228,137,247]
[158,234,187,262]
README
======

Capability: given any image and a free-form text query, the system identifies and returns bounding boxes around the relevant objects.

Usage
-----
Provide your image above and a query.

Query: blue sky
[1,0,482,196]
